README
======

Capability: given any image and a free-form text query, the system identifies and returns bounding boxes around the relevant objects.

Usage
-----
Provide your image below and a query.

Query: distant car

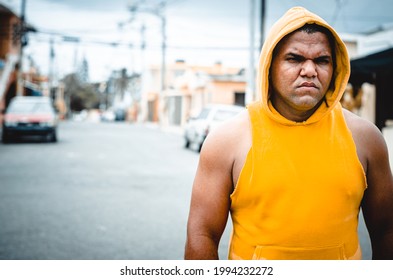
[101,109,116,122]
[184,104,245,152]
[114,108,126,121]
[2,96,58,143]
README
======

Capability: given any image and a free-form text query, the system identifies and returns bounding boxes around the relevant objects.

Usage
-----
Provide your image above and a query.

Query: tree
[62,73,99,113]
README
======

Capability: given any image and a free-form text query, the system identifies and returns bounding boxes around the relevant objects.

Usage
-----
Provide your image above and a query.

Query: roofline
[0,3,37,32]
[362,23,393,35]
[0,3,18,17]
[339,32,364,42]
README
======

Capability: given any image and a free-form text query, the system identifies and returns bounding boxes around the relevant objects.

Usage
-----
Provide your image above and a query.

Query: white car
[184,104,245,152]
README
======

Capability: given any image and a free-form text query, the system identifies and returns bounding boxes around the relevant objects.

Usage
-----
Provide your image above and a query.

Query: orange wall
[207,80,246,104]
[0,15,20,59]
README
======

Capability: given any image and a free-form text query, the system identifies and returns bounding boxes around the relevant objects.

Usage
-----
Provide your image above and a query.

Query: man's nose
[300,60,317,77]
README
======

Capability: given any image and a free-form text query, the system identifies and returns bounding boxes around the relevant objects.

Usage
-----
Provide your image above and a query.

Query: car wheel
[198,137,207,153]
[47,131,57,143]
[184,139,190,149]
[2,131,11,143]
[51,132,57,142]
[198,142,203,153]
[2,134,7,143]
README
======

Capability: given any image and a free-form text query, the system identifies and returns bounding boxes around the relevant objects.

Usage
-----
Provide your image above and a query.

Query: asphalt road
[0,120,376,259]
[0,121,209,259]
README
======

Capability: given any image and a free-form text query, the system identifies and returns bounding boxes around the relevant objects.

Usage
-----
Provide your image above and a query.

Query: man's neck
[269,98,325,123]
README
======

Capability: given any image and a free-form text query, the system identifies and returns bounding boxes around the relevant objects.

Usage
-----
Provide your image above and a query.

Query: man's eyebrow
[286,52,332,60]
[316,55,332,60]
[285,52,305,59]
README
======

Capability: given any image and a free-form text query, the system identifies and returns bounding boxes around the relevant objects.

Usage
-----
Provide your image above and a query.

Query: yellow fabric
[228,7,367,260]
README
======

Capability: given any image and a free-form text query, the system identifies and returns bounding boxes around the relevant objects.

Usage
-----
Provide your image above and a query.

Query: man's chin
[293,97,323,111]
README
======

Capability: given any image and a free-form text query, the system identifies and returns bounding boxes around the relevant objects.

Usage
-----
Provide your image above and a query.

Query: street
[0,121,231,259]
[0,120,376,259]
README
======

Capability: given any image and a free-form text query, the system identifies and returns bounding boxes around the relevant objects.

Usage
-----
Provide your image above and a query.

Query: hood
[257,6,350,125]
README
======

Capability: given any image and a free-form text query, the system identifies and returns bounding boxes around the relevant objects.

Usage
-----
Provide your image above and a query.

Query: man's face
[270,30,334,121]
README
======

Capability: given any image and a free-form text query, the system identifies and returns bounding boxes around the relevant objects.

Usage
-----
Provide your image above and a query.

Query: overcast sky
[2,0,393,81]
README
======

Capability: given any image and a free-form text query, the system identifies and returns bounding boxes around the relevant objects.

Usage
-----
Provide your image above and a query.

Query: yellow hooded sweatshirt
[229,7,367,260]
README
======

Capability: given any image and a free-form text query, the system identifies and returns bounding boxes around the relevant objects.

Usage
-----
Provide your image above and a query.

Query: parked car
[184,104,245,152]
[101,109,116,122]
[2,96,58,143]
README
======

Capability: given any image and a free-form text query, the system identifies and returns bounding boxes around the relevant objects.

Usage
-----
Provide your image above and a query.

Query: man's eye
[315,58,330,65]
[287,57,301,62]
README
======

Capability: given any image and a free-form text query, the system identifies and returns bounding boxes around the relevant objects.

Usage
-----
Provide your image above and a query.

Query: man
[184,7,393,260]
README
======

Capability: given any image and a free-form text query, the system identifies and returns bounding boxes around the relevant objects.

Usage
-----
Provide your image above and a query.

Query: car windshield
[7,101,54,114]
[197,108,210,120]
[213,109,240,121]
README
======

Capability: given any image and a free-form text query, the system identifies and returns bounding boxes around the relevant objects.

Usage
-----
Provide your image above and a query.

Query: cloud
[38,0,128,12]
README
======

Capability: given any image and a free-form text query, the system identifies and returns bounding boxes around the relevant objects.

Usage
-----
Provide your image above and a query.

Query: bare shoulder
[198,109,251,184]
[343,109,379,134]
[343,109,386,150]
[200,109,251,160]
[343,109,390,175]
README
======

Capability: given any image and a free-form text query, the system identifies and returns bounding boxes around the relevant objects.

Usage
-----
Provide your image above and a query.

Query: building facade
[141,60,246,127]
[0,4,21,118]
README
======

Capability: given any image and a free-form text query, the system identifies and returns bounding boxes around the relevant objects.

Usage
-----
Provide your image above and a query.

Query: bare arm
[357,121,393,259]
[184,120,241,259]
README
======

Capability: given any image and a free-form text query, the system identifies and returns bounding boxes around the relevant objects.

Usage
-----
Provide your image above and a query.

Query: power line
[28,32,250,51]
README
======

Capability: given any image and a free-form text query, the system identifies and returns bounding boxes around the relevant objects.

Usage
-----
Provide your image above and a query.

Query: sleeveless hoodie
[229,7,367,260]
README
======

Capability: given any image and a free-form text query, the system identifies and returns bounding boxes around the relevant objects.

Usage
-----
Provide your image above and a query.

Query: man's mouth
[299,82,317,88]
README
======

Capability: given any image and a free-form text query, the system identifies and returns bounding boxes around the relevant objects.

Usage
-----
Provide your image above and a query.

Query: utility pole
[49,37,55,98]
[16,0,27,96]
[159,2,167,98]
[139,23,148,122]
[246,0,266,104]
[246,0,256,105]
[260,0,266,51]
